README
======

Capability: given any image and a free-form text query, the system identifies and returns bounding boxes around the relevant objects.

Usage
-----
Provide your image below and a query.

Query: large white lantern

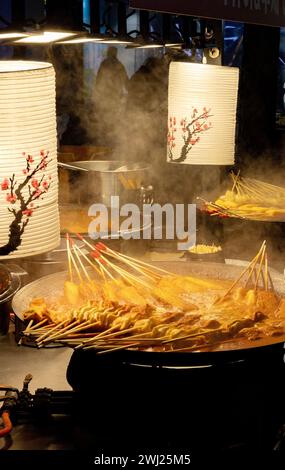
[0,61,59,259]
[167,62,239,165]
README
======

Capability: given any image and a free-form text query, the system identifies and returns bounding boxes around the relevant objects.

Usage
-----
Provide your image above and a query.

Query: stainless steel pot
[58,160,152,207]
[19,237,86,282]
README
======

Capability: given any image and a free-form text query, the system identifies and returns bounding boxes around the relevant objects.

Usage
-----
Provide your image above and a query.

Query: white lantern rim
[0,61,53,74]
[170,61,239,72]
[0,241,60,259]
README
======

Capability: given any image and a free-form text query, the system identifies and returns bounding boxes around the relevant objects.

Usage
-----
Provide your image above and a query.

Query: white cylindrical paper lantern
[167,62,239,165]
[0,61,59,259]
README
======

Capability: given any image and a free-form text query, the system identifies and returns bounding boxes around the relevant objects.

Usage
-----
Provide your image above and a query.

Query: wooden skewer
[72,235,117,281]
[254,244,266,291]
[267,270,278,297]
[82,319,181,349]
[27,326,55,336]
[246,177,285,195]
[23,318,49,335]
[94,342,140,354]
[197,197,243,220]
[230,170,240,192]
[28,319,49,331]
[99,255,152,289]
[40,320,81,344]
[66,233,73,282]
[77,319,178,346]
[91,253,118,281]
[57,335,101,343]
[83,327,138,350]
[236,179,265,200]
[42,320,101,343]
[244,180,277,199]
[72,244,92,282]
[217,241,266,302]
[71,243,102,277]
[100,249,162,280]
[26,319,34,330]
[162,327,224,344]
[36,319,68,343]
[260,270,266,290]
[264,253,268,291]
[98,333,164,342]
[74,325,117,349]
[76,234,172,276]
[64,333,99,338]
[66,234,83,283]
[102,246,173,276]
[244,241,266,288]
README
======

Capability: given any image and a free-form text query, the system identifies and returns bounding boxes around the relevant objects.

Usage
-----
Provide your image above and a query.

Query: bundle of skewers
[20,238,285,353]
[199,171,285,221]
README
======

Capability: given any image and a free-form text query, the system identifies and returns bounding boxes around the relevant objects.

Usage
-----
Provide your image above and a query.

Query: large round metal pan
[0,264,21,305]
[12,261,285,365]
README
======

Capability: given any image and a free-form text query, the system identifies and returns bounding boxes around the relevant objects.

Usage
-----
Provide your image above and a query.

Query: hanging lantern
[0,61,59,259]
[167,62,239,165]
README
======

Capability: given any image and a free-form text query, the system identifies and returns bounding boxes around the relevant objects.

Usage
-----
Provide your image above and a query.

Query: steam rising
[25,43,285,268]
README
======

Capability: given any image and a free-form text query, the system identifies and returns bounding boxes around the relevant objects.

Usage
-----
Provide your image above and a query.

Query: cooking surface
[0,331,73,450]
[1,328,285,455]
[0,332,72,391]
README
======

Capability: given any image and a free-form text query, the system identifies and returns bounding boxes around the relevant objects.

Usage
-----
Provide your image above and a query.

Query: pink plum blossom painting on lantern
[0,150,52,256]
[167,107,213,163]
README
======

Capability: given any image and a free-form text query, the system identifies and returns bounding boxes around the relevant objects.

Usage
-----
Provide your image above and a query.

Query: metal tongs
[57,162,88,172]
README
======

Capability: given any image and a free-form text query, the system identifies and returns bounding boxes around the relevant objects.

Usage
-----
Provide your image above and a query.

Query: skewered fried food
[23,298,48,321]
[188,244,222,254]
[64,281,80,305]
[20,240,285,353]
[200,172,285,221]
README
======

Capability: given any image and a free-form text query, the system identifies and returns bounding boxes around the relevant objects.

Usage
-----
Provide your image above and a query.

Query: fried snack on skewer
[21,239,285,352]
[64,281,80,305]
[22,284,284,350]
[23,298,48,322]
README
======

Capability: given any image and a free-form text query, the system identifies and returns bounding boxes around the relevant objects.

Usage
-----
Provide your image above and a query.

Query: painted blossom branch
[168,107,213,163]
[0,151,52,256]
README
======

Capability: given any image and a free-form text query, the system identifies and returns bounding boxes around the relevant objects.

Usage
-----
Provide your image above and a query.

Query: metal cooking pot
[19,236,86,282]
[58,160,152,207]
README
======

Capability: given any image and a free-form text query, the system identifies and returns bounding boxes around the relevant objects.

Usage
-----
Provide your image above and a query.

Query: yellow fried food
[188,244,222,254]
[64,281,81,305]
[152,286,197,311]
[24,298,47,320]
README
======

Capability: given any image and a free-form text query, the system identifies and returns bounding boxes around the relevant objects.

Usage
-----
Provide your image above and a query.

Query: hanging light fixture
[167,62,239,165]
[0,31,28,40]
[0,1,28,40]
[0,61,60,259]
[56,36,103,44]
[14,31,77,44]
[12,0,86,45]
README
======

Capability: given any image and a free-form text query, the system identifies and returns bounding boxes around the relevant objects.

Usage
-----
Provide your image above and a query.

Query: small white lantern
[167,62,239,165]
[0,61,59,259]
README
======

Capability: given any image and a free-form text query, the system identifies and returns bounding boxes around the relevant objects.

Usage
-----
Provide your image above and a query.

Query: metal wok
[12,261,285,366]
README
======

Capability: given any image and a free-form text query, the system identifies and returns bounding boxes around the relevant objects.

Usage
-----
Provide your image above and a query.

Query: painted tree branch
[168,107,213,163]
[0,151,52,256]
